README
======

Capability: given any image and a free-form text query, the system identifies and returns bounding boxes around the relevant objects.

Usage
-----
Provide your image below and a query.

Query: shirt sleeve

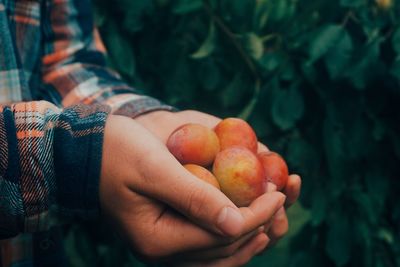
[0,101,110,239]
[40,0,174,117]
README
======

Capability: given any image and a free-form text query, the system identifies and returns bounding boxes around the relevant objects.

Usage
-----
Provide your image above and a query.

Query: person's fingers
[137,160,244,237]
[146,192,285,256]
[257,142,270,153]
[239,191,285,233]
[266,207,289,247]
[261,182,278,231]
[221,233,269,267]
[266,182,277,193]
[171,233,270,267]
[283,174,302,208]
[176,110,221,129]
[174,226,264,262]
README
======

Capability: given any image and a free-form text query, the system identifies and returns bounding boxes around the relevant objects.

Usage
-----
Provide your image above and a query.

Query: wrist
[134,110,179,143]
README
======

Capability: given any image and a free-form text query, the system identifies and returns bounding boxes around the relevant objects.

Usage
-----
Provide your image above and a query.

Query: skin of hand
[135,110,302,249]
[99,115,287,266]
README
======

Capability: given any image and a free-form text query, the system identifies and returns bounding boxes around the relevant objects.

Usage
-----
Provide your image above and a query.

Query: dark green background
[65,0,400,266]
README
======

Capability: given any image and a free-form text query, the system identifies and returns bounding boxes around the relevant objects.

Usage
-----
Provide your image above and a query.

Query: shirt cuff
[112,96,177,118]
[52,104,110,221]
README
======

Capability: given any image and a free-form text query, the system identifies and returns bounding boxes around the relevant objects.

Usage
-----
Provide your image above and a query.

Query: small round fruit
[167,123,220,166]
[213,147,266,207]
[214,118,258,153]
[258,152,289,191]
[184,164,220,189]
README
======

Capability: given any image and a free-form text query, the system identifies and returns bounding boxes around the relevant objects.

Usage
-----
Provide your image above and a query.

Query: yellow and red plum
[214,118,258,153]
[167,123,220,166]
[258,152,289,191]
[213,147,267,207]
[184,164,220,189]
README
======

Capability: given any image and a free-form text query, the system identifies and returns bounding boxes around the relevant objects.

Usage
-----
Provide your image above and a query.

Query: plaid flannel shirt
[0,0,173,266]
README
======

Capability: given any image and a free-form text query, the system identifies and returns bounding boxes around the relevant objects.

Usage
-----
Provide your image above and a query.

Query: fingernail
[257,226,265,233]
[217,206,244,236]
[275,207,286,221]
[267,183,277,192]
[277,194,286,208]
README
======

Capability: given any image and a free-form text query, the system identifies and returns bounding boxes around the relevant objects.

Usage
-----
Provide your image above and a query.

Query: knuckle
[184,183,209,217]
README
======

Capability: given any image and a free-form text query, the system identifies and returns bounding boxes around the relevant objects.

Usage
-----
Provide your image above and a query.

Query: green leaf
[308,25,345,64]
[324,29,353,79]
[197,59,221,91]
[372,118,386,141]
[281,62,296,81]
[392,27,400,54]
[340,0,367,7]
[271,86,305,130]
[286,138,318,172]
[365,168,389,214]
[344,115,370,159]
[347,39,382,90]
[391,56,400,81]
[254,0,270,29]
[310,189,327,226]
[243,33,264,60]
[220,0,255,23]
[377,228,394,244]
[172,0,203,14]
[354,191,379,224]
[326,217,352,266]
[221,73,247,107]
[191,23,217,59]
[259,52,283,72]
[122,1,154,33]
[392,131,400,159]
[323,114,347,190]
[269,0,290,22]
[301,62,317,83]
[103,21,136,78]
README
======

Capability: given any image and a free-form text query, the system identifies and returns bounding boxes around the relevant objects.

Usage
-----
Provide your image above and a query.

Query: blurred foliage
[66,0,400,266]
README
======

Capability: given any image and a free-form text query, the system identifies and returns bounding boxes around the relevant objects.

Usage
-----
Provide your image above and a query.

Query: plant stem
[202,0,261,118]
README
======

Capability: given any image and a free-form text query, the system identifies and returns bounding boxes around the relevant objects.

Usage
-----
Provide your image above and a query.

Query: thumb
[138,157,246,237]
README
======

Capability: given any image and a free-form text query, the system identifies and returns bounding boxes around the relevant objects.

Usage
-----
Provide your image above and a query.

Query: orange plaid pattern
[0,0,173,266]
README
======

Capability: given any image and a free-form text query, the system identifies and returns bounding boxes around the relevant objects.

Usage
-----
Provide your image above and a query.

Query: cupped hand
[100,115,286,265]
[135,110,302,248]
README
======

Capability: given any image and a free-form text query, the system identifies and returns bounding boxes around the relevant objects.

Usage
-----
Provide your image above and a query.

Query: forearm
[41,0,174,117]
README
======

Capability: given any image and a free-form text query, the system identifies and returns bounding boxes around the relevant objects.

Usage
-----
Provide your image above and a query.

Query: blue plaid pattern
[0,0,173,266]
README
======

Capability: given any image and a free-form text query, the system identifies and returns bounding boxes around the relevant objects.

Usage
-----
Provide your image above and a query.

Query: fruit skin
[213,147,266,207]
[258,152,289,191]
[167,123,220,166]
[214,118,258,153]
[184,164,220,189]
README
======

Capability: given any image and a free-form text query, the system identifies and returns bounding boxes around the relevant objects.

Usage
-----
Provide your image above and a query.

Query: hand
[135,110,302,248]
[100,115,286,265]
